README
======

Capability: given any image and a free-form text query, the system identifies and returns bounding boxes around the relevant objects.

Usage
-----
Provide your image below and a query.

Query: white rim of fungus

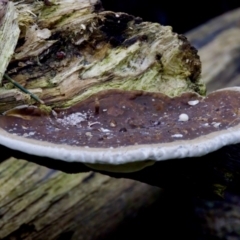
[0,121,240,165]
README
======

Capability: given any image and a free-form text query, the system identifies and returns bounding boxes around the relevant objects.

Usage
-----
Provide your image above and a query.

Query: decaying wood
[0,0,204,112]
[1,0,240,239]
[0,158,161,239]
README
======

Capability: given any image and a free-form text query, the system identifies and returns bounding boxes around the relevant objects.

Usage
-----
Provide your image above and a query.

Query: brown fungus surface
[0,89,240,148]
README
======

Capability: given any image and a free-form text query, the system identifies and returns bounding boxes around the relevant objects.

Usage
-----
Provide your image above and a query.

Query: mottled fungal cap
[1,87,240,172]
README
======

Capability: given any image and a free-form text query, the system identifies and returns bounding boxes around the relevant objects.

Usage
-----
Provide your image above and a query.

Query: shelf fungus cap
[1,87,240,172]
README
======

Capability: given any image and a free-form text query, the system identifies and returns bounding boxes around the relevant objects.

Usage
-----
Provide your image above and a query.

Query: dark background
[101,0,240,33]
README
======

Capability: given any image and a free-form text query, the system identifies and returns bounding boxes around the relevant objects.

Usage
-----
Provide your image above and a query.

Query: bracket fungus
[1,87,240,172]
[1,0,238,173]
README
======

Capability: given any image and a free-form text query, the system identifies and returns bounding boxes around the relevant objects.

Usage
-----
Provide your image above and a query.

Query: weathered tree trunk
[1,0,240,239]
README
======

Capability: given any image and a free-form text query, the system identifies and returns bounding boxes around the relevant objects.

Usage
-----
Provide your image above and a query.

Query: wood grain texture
[187,8,240,91]
[0,158,161,239]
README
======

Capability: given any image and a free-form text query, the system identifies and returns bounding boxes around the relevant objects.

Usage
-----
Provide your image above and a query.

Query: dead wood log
[0,158,161,239]
[0,0,204,112]
[1,1,240,239]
